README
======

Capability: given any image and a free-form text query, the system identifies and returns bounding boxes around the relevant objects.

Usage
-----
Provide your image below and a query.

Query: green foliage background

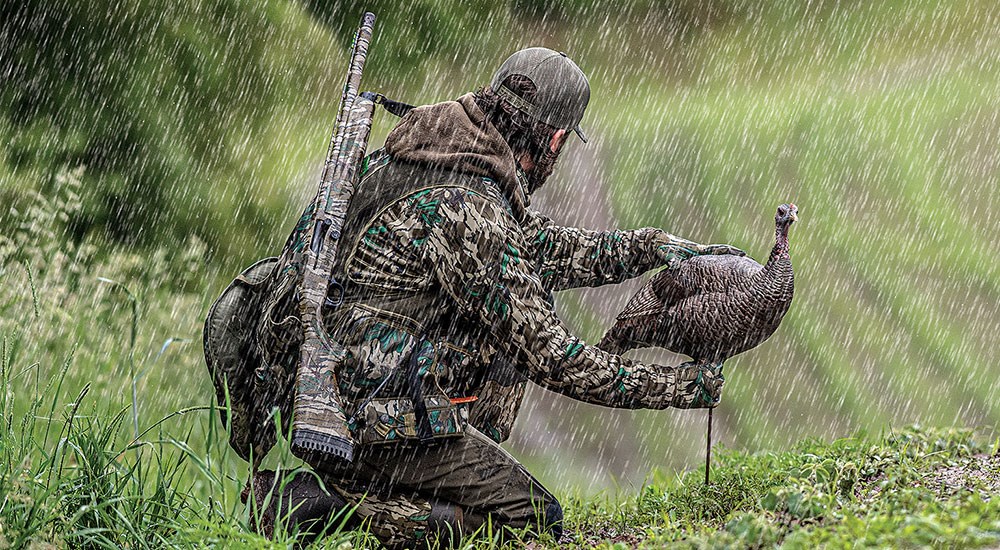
[2,0,999,511]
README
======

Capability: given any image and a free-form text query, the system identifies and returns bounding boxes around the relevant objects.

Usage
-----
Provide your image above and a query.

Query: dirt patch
[856,453,1000,504]
[544,525,645,549]
[917,454,1000,501]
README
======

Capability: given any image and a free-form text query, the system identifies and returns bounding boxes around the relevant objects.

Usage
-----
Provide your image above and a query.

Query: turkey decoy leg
[705,407,713,485]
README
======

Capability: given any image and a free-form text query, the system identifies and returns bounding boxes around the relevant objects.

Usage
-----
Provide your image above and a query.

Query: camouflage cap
[490,47,590,143]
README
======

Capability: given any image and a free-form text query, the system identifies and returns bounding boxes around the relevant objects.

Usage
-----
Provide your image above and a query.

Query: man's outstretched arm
[422,189,723,409]
[522,210,743,292]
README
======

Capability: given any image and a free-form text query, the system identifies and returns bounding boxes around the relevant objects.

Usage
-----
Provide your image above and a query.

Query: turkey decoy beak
[789,212,798,223]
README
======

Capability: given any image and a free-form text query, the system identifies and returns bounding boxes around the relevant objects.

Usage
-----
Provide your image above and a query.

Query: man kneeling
[242,47,735,548]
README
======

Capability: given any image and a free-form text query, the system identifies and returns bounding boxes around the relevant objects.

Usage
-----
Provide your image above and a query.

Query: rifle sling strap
[362,91,415,118]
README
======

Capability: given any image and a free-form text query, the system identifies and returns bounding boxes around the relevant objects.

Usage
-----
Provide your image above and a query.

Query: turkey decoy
[599,203,797,361]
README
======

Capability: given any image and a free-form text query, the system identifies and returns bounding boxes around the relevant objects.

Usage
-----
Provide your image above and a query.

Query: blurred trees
[0,0,784,265]
[2,1,343,268]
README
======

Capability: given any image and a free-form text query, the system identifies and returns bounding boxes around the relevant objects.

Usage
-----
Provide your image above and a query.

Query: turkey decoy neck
[771,203,797,260]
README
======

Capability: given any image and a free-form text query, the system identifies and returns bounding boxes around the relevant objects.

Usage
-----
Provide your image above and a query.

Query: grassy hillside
[559,426,1000,548]
[1,0,999,527]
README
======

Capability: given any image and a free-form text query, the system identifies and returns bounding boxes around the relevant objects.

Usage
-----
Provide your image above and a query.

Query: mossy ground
[553,426,1000,548]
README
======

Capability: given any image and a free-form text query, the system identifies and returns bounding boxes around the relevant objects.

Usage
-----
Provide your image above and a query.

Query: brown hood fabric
[384,93,530,217]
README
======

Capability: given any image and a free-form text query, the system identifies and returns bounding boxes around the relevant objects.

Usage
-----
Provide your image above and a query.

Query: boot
[242,469,349,541]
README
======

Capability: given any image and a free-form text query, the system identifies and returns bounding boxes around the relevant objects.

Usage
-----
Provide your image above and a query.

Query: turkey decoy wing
[616,254,761,322]
[614,269,685,321]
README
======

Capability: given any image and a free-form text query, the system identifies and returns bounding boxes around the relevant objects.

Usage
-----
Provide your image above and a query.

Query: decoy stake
[705,407,713,485]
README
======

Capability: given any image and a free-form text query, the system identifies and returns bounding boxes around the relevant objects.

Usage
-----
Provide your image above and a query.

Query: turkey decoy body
[599,204,797,361]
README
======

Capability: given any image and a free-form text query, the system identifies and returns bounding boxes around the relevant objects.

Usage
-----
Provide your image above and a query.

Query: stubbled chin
[525,150,560,193]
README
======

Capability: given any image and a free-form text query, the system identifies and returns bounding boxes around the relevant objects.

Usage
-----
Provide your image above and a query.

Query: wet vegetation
[560,426,1000,548]
[2,0,999,546]
[3,342,998,546]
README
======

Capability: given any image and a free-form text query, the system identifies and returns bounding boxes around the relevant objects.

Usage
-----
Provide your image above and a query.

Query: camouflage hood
[384,93,529,217]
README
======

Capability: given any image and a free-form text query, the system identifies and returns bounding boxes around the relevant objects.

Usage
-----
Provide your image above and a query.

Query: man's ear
[549,129,568,153]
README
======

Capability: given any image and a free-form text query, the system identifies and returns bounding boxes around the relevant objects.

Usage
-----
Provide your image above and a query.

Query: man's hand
[697,243,746,257]
[655,232,745,267]
[670,361,725,409]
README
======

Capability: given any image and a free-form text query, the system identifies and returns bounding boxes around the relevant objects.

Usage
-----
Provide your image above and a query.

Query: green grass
[0,336,369,548]
[4,338,998,548]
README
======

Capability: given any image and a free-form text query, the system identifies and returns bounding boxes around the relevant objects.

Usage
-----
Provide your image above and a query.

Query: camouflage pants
[316,426,561,549]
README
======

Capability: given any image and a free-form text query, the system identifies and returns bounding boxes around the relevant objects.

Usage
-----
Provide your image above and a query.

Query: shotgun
[290,12,377,462]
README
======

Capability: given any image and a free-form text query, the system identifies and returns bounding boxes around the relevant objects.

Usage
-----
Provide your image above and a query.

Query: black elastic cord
[360,91,414,118]
[406,343,436,444]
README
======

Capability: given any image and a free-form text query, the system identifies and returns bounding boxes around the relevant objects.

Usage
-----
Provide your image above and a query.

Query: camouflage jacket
[279,93,713,449]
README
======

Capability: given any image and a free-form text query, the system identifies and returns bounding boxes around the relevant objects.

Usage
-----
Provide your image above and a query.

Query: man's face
[523,129,568,194]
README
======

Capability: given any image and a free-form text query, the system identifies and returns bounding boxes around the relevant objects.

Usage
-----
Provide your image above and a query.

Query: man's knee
[427,499,463,546]
[541,497,563,539]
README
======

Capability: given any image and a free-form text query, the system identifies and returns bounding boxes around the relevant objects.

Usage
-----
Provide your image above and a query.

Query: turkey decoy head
[775,203,798,227]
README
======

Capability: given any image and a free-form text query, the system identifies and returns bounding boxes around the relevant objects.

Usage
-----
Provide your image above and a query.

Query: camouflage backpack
[202,257,278,461]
